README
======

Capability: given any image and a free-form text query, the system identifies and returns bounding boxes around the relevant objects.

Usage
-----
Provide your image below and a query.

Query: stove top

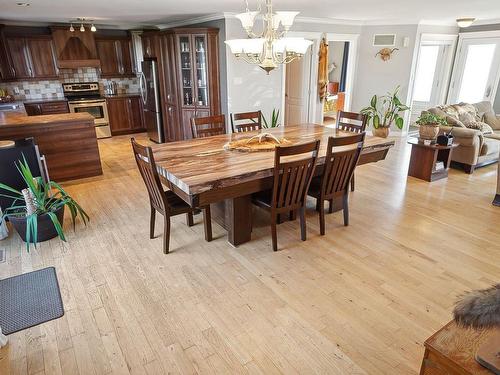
[62,82,103,102]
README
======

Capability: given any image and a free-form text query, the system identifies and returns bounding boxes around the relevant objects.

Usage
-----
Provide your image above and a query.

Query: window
[458,44,496,103]
[413,45,440,102]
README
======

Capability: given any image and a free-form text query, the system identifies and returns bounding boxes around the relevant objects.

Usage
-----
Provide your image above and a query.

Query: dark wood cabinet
[0,26,15,81]
[3,36,58,80]
[107,95,145,135]
[24,100,69,116]
[51,27,100,69]
[142,33,159,59]
[95,36,134,77]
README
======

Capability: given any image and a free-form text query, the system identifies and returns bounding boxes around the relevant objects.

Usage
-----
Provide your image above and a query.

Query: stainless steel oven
[63,82,111,139]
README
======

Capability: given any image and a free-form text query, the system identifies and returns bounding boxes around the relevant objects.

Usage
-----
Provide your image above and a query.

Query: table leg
[212,195,253,246]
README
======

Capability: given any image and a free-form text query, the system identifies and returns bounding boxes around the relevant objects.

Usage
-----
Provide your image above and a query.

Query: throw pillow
[464,121,494,134]
[483,111,500,130]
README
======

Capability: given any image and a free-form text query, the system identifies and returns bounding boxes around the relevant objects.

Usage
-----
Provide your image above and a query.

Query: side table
[407,138,458,182]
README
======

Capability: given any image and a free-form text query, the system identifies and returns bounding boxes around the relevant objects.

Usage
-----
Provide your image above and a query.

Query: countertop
[0,112,94,128]
[23,98,67,104]
[104,93,141,99]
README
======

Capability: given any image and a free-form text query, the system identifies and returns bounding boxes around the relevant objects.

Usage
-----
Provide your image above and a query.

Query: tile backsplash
[2,68,140,101]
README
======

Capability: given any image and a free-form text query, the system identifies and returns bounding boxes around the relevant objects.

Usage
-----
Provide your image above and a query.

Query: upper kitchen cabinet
[95,36,135,77]
[51,27,100,69]
[142,32,160,59]
[3,35,58,80]
[0,26,15,81]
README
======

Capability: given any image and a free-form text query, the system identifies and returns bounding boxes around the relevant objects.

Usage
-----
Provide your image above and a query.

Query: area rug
[0,267,64,335]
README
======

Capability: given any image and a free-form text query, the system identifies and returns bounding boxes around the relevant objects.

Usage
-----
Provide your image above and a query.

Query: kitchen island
[0,112,102,181]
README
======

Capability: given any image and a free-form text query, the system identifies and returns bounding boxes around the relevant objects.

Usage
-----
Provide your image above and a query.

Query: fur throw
[453,284,500,328]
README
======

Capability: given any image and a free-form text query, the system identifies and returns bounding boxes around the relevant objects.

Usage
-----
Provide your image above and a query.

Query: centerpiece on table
[361,86,410,138]
[0,157,89,250]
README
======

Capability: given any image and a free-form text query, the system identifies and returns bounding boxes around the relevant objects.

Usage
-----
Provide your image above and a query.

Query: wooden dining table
[151,123,395,246]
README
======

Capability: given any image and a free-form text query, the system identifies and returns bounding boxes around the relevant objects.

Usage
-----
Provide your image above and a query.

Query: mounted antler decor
[375,47,399,61]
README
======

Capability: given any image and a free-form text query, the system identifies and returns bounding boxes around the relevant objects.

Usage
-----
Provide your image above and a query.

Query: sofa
[425,101,500,173]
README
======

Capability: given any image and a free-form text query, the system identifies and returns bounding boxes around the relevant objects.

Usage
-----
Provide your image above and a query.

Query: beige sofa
[425,101,500,173]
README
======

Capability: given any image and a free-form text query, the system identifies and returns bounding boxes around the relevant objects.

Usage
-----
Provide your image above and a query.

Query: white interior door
[449,37,500,104]
[410,42,454,124]
[284,52,311,125]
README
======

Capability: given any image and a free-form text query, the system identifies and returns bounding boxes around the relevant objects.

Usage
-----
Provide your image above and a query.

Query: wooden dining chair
[191,114,226,138]
[308,133,365,235]
[230,111,262,133]
[336,110,368,191]
[131,138,212,254]
[252,140,320,251]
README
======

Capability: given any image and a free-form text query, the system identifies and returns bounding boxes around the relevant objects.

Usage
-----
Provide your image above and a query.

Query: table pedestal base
[212,195,253,246]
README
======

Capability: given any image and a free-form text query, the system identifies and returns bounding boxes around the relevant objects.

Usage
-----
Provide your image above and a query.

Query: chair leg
[316,198,321,212]
[319,199,325,236]
[163,216,171,254]
[299,206,306,241]
[328,199,334,214]
[186,212,194,227]
[343,194,349,226]
[350,174,355,192]
[203,205,213,242]
[289,210,297,221]
[150,205,156,239]
[271,214,278,251]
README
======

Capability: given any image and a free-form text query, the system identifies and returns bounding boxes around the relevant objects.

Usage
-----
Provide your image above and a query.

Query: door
[26,38,58,78]
[107,98,131,134]
[410,42,454,124]
[449,37,500,104]
[284,53,310,125]
[128,97,145,130]
[6,37,31,79]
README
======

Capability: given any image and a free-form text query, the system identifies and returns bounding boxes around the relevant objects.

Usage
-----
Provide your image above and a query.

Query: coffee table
[407,138,458,182]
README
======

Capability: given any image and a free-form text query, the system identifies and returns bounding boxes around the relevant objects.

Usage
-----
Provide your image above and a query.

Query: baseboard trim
[493,194,500,207]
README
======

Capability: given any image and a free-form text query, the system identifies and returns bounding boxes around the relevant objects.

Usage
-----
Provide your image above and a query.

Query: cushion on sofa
[483,112,500,130]
[480,137,500,156]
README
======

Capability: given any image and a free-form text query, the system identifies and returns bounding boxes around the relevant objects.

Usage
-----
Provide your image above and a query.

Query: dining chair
[335,110,368,191]
[252,140,320,251]
[230,111,262,133]
[191,114,226,138]
[131,138,212,254]
[308,133,365,235]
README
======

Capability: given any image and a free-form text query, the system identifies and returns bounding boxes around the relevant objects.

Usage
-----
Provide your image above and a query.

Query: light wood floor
[1,132,499,375]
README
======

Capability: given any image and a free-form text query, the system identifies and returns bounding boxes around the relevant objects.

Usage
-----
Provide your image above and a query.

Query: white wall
[351,24,418,119]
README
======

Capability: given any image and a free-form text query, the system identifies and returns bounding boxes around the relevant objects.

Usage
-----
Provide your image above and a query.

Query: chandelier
[225,0,313,74]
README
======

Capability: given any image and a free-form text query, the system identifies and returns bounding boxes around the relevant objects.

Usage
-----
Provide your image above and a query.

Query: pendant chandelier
[225,0,313,74]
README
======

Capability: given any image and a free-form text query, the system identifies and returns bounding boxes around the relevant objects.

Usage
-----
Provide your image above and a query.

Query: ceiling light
[80,23,85,32]
[69,23,75,32]
[90,24,96,32]
[456,18,476,28]
[16,2,30,6]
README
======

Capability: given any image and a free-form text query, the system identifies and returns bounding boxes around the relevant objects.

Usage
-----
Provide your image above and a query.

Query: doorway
[284,48,312,125]
[409,35,457,132]
[448,34,500,105]
[323,41,350,125]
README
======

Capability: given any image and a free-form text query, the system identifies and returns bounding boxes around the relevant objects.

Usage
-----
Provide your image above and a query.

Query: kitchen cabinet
[95,36,135,77]
[107,95,145,135]
[4,36,58,80]
[0,26,15,81]
[51,27,100,69]
[24,100,69,116]
[142,32,160,58]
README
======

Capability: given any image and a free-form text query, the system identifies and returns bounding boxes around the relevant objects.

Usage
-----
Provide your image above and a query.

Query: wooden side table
[407,138,458,182]
[420,321,499,375]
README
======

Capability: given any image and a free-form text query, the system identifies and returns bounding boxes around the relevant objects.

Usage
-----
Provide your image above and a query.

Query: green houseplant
[416,112,447,141]
[262,109,280,128]
[361,86,410,138]
[0,157,89,250]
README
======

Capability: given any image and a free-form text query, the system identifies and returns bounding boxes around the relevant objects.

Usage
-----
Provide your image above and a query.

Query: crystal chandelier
[225,0,313,74]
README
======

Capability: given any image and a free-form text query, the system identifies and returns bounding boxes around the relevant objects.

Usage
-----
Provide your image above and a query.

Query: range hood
[51,27,100,68]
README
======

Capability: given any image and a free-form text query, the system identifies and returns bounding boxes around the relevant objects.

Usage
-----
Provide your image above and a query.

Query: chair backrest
[191,114,226,138]
[131,138,168,214]
[231,111,262,133]
[271,140,320,212]
[336,111,368,133]
[320,133,365,199]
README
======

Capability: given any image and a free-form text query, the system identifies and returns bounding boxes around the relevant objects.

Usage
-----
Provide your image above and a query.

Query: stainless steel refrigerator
[140,59,164,143]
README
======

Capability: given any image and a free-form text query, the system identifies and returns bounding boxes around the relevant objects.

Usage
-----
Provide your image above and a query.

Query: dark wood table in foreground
[152,124,395,246]
[420,320,499,375]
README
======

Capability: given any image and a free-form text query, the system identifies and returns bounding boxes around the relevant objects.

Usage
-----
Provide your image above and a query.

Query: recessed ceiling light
[16,2,30,6]
[456,17,476,28]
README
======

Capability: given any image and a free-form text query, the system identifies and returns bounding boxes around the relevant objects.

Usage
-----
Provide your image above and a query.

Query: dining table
[151,123,395,247]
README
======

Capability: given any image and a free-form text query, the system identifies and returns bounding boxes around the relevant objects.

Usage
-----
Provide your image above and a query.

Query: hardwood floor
[0,132,499,375]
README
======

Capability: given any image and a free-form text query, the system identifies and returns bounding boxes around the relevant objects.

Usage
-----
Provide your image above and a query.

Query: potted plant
[0,157,89,250]
[361,86,410,138]
[262,109,280,128]
[416,112,447,141]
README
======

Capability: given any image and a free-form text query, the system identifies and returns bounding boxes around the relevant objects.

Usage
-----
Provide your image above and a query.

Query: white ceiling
[1,0,500,28]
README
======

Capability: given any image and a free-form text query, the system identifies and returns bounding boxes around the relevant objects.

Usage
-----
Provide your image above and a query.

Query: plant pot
[373,127,390,138]
[8,205,65,243]
[419,123,440,141]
